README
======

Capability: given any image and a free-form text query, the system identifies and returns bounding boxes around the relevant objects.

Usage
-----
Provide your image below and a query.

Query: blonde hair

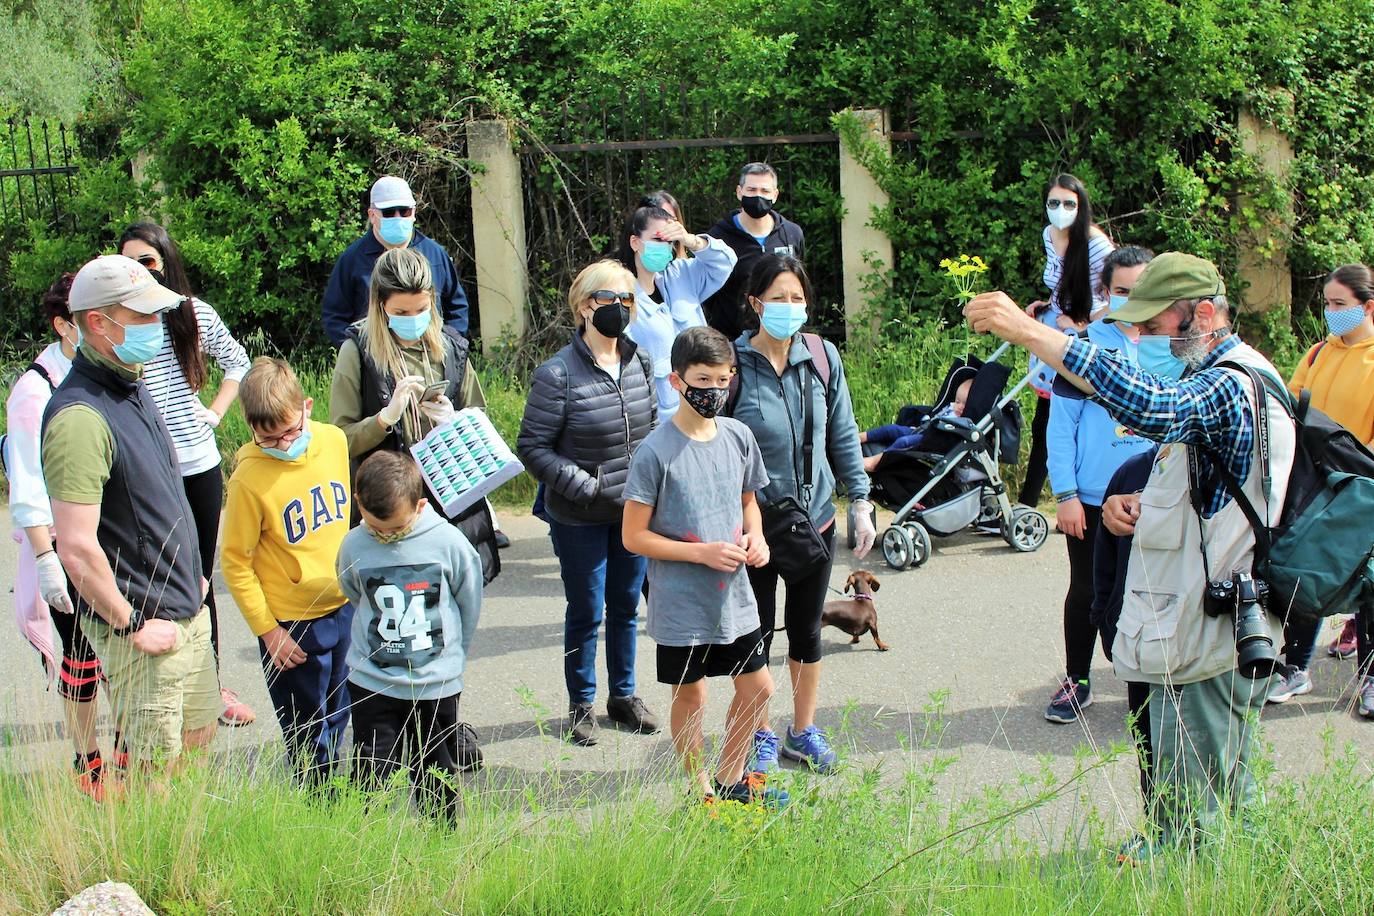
[240,357,305,430]
[567,259,636,330]
[365,247,444,381]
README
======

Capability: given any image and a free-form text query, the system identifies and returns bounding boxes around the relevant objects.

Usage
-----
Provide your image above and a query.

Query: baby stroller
[848,343,1050,570]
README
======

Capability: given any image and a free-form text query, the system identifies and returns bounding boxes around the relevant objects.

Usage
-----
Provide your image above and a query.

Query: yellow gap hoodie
[222,422,351,637]
[1287,333,1374,446]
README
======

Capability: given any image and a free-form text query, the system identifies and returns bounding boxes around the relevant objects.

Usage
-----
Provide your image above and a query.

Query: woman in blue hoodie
[620,204,737,420]
[730,254,874,775]
[1042,246,1155,724]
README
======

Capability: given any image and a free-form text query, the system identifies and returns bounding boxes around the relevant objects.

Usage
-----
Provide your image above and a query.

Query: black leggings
[1127,680,1154,809]
[1063,504,1103,683]
[747,525,837,665]
[1018,395,1051,505]
[181,465,224,660]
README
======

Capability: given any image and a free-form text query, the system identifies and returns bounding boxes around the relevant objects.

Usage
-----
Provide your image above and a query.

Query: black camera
[1203,572,1277,680]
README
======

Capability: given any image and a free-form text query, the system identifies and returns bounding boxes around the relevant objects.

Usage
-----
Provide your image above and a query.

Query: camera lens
[1234,600,1278,680]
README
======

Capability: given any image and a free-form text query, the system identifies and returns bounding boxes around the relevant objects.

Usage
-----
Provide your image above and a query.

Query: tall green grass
[2,729,1372,913]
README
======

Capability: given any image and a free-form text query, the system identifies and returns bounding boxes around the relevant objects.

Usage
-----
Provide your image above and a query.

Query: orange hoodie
[1287,334,1374,445]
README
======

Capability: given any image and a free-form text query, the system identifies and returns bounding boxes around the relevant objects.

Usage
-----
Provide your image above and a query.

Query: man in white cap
[43,254,219,773]
[321,174,471,347]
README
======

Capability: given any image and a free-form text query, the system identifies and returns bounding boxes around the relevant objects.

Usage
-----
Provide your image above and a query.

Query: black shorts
[657,629,767,685]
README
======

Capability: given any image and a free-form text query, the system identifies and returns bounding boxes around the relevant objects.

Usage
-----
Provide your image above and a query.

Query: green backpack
[1208,362,1374,625]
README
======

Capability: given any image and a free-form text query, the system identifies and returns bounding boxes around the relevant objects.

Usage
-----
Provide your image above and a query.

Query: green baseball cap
[1106,252,1226,324]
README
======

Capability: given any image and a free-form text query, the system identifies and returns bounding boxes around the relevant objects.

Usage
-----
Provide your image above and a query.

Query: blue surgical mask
[378,216,414,246]
[103,314,164,365]
[760,301,807,340]
[262,423,312,462]
[1325,305,1366,338]
[639,240,673,273]
[387,309,431,342]
[1109,294,1128,313]
[1137,335,1189,382]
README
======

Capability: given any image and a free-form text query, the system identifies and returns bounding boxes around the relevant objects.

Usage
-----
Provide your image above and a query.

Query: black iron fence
[1,118,77,230]
[517,88,844,354]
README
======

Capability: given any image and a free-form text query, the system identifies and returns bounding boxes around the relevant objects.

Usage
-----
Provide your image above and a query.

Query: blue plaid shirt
[1060,333,1253,518]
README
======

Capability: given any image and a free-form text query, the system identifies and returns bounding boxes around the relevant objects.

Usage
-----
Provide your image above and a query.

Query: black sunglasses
[1046,199,1078,210]
[591,290,635,306]
[378,206,415,218]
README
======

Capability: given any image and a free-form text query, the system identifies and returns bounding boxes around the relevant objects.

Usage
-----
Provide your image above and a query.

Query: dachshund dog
[822,570,888,651]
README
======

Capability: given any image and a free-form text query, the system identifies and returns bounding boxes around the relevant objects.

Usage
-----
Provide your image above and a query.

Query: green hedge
[2,0,1372,361]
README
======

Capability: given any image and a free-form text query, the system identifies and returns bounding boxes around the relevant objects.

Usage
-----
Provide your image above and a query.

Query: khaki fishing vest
[1112,342,1296,685]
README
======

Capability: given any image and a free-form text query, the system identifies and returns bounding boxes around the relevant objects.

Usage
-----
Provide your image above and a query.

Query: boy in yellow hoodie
[222,357,353,781]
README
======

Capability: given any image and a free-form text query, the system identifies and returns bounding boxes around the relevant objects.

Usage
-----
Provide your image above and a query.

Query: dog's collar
[851,593,873,602]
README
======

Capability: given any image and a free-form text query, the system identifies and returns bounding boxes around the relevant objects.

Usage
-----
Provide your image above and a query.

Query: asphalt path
[3,505,1370,832]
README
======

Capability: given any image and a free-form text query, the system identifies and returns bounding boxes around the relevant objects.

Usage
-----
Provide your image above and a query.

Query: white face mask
[1046,205,1077,231]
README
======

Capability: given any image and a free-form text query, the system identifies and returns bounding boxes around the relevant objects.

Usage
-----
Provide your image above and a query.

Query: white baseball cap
[370,175,416,210]
[68,255,184,315]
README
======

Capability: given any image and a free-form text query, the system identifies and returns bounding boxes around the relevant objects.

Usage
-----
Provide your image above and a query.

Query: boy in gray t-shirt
[623,327,787,809]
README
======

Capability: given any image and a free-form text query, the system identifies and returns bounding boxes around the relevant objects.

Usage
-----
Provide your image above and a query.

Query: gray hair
[737,162,778,186]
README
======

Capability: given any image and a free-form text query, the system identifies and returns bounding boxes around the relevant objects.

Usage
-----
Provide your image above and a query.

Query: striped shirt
[1062,333,1253,518]
[143,298,251,476]
[1042,225,1115,314]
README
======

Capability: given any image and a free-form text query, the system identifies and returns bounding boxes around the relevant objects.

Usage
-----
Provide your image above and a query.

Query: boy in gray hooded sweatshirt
[338,450,484,818]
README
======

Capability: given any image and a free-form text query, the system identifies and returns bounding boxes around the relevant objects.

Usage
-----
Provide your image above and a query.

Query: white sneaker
[1266,667,1312,704]
[1359,676,1374,719]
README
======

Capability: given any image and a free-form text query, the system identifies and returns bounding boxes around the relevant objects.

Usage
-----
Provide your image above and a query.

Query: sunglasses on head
[1046,198,1078,210]
[378,206,414,218]
[591,290,635,306]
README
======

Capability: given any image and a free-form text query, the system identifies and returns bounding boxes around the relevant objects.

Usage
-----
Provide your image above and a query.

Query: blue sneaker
[749,729,779,774]
[781,725,838,774]
[715,774,790,810]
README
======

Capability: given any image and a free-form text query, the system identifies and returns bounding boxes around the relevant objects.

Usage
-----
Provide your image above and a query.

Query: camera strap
[1187,447,1218,586]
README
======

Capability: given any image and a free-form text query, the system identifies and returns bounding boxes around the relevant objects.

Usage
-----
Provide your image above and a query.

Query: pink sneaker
[1327,618,1358,660]
[219,687,257,727]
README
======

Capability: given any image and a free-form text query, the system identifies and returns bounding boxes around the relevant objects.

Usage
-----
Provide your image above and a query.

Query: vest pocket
[1124,588,1194,675]
[1135,487,1188,551]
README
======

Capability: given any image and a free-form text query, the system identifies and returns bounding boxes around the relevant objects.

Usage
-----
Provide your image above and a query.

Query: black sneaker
[607,695,661,734]
[454,722,484,772]
[567,703,599,746]
[494,530,511,549]
[1044,678,1092,723]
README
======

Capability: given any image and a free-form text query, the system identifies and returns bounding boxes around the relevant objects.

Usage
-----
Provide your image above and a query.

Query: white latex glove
[192,401,220,429]
[419,393,455,425]
[852,500,877,559]
[35,551,75,614]
[378,376,425,428]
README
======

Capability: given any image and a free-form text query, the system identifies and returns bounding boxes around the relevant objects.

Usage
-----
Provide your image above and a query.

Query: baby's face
[952,380,973,417]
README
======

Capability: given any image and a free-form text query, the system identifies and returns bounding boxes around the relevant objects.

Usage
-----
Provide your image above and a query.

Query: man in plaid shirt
[966,253,1297,862]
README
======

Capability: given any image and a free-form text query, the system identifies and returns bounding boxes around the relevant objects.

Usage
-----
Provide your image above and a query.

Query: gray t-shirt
[623,416,769,646]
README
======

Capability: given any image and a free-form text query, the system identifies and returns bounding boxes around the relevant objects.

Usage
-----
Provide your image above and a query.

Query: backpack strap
[1308,340,1327,367]
[24,361,56,392]
[723,334,833,418]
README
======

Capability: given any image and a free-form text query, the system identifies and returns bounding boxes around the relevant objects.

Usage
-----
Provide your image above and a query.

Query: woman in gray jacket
[731,254,876,774]
[517,259,660,747]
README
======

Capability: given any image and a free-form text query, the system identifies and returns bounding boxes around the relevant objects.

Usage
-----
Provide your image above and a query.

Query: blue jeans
[547,518,646,706]
[258,602,354,783]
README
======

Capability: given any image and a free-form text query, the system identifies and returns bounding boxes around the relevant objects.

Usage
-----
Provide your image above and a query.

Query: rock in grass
[52,882,153,915]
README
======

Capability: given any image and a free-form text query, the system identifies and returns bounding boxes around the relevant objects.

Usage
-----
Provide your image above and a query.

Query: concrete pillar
[466,119,528,351]
[838,107,893,339]
[1236,102,1294,319]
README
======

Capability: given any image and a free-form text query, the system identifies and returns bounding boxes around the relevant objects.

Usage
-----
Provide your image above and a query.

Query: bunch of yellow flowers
[939,254,989,301]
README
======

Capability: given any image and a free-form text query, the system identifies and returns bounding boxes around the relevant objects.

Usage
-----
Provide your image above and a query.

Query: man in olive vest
[45,254,218,772]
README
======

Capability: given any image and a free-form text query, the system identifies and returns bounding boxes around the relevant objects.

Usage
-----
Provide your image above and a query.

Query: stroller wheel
[902,522,932,568]
[1003,506,1049,552]
[881,526,914,570]
[846,503,857,550]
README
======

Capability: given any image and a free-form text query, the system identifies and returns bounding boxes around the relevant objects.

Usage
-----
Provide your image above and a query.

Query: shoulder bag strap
[25,361,56,391]
[800,357,815,508]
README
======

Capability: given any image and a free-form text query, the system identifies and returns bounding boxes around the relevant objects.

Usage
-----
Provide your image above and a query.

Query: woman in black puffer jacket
[517,259,659,747]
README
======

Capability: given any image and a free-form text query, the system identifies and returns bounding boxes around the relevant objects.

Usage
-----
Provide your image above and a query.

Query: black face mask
[590,303,630,338]
[740,195,773,219]
[148,267,168,286]
[682,384,729,419]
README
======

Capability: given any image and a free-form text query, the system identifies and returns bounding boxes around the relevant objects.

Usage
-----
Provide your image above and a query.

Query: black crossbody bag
[759,365,832,583]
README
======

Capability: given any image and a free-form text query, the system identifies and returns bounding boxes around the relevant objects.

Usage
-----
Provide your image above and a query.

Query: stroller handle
[983,342,1013,364]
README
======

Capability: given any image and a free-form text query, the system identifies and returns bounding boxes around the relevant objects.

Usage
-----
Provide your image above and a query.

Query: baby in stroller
[859,377,973,471]
[850,346,1049,570]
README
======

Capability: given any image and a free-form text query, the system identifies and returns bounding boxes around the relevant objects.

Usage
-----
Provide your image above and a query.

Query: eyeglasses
[134,254,160,269]
[1046,199,1078,211]
[252,409,307,449]
[379,206,415,218]
[591,290,635,306]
